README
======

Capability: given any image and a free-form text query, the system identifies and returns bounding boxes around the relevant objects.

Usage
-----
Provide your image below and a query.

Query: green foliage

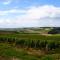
[41,54,60,60]
[0,33,60,60]
[0,34,60,51]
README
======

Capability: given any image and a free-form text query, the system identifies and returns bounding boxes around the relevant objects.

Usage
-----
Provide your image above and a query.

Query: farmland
[0,27,60,60]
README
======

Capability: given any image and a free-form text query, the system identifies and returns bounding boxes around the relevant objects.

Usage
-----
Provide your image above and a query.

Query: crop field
[0,31,60,60]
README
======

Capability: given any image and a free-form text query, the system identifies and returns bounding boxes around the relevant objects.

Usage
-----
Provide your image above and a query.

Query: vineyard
[0,32,60,60]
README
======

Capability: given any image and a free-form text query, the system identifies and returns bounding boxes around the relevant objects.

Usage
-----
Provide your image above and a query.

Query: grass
[0,33,60,60]
[0,33,60,40]
[0,43,60,60]
[0,43,40,60]
[41,54,60,60]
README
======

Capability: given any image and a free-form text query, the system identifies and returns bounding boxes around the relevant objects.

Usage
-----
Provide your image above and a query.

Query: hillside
[0,27,52,34]
[48,27,60,34]
[0,27,60,60]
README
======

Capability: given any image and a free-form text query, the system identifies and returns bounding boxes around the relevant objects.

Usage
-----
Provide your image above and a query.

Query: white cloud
[0,5,60,27]
[0,9,26,16]
[27,5,60,19]
[7,9,26,13]
[3,0,12,5]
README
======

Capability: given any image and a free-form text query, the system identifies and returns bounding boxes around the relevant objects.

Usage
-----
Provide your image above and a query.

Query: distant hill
[0,27,60,34]
[48,27,60,34]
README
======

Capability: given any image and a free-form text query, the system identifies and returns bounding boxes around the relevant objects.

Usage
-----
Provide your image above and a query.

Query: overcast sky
[0,0,60,28]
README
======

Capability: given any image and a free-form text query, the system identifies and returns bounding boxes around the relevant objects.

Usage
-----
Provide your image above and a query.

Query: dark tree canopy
[48,27,60,34]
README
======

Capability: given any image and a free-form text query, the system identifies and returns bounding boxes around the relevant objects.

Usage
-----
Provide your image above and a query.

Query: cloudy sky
[0,0,60,28]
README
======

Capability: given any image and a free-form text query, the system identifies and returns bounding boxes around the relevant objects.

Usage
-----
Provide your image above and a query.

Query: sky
[0,0,60,28]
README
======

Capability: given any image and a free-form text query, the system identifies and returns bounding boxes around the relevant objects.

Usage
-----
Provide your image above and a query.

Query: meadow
[0,30,60,60]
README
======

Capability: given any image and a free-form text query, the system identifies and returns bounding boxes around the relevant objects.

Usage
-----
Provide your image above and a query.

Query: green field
[0,32,60,60]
